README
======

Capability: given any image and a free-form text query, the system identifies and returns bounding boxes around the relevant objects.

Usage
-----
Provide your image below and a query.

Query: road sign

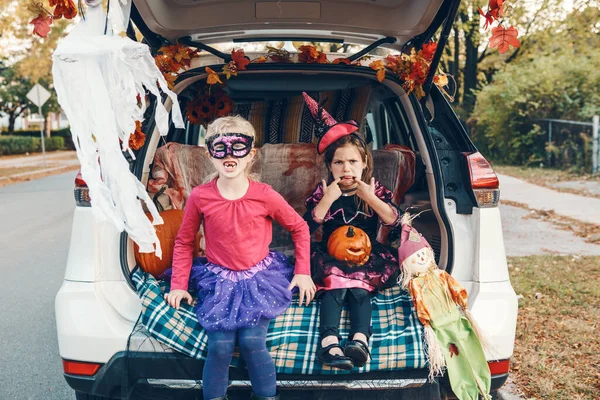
[26,83,51,108]
[26,83,52,167]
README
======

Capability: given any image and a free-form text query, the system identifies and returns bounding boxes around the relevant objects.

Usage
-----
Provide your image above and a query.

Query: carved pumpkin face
[327,225,372,266]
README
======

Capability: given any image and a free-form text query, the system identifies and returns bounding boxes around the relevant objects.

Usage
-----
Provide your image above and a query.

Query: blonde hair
[205,115,256,142]
[203,115,260,183]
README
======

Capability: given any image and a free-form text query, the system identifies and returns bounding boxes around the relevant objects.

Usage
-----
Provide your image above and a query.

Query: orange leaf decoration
[129,121,146,150]
[298,45,328,64]
[30,14,53,38]
[223,62,238,79]
[162,72,178,89]
[449,343,460,357]
[205,67,223,85]
[266,46,291,63]
[231,49,251,71]
[49,0,77,19]
[253,56,268,63]
[369,60,385,82]
[489,25,520,54]
[420,42,437,63]
[369,60,384,70]
[157,45,199,72]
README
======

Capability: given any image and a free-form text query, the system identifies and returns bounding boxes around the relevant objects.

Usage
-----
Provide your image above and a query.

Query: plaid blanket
[132,268,426,375]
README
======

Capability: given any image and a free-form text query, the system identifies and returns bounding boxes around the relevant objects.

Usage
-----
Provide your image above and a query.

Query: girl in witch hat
[301,92,404,370]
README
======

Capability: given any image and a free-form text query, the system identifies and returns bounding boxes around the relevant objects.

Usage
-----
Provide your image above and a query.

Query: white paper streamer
[52,3,184,257]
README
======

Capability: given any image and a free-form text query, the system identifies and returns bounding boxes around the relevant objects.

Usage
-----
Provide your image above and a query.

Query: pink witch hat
[302,92,360,154]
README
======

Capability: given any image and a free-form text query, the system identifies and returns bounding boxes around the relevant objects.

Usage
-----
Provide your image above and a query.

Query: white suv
[55,1,517,399]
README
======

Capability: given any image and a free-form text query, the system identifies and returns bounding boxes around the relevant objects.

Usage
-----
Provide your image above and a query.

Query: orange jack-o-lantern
[133,209,201,278]
[327,225,372,266]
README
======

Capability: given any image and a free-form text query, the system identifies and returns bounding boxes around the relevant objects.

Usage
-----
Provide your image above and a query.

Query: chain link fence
[539,116,600,173]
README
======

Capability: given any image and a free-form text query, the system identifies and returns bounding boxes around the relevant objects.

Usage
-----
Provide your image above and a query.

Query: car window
[365,111,379,149]
[389,100,417,149]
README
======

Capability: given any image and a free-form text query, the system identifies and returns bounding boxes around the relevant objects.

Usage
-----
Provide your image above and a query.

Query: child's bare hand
[322,178,342,201]
[355,177,376,203]
[288,274,317,306]
[164,289,193,309]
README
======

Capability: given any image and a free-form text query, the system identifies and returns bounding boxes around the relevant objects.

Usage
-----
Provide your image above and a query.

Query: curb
[0,165,68,181]
[497,389,523,400]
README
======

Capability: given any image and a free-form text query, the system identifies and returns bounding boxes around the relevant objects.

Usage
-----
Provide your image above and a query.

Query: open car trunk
[124,67,448,391]
[132,0,452,50]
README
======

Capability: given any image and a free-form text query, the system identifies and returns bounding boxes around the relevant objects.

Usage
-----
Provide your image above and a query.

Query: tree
[472,3,600,168]
[440,0,559,117]
[0,65,31,135]
[0,1,74,135]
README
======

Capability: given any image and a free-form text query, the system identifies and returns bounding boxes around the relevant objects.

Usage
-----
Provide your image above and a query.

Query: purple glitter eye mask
[206,133,254,159]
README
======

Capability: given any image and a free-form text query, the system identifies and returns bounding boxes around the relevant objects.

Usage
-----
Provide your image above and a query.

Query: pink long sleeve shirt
[171,179,310,291]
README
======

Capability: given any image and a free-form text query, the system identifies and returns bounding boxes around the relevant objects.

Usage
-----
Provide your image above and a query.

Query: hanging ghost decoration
[52,0,185,257]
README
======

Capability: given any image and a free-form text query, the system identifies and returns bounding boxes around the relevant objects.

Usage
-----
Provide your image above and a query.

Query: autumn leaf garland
[369,42,451,100]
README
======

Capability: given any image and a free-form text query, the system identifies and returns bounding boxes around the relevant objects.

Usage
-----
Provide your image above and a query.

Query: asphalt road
[0,171,77,400]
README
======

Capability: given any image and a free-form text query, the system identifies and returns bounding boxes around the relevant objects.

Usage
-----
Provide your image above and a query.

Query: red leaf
[50,0,77,19]
[489,25,520,54]
[449,343,460,357]
[231,49,250,71]
[479,0,504,29]
[30,14,53,38]
[420,42,437,62]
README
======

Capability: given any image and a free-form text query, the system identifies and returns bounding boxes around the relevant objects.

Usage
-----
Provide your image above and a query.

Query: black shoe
[344,339,371,368]
[317,343,354,370]
[250,392,279,400]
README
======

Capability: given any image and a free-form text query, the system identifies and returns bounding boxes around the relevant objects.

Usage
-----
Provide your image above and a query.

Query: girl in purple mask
[165,116,316,400]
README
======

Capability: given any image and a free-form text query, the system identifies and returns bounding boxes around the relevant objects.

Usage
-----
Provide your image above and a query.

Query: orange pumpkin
[134,209,201,277]
[327,225,372,266]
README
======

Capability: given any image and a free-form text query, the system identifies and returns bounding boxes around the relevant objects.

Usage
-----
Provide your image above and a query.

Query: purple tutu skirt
[188,251,294,331]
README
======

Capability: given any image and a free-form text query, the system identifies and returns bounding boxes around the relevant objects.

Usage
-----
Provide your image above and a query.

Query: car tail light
[74,170,91,207]
[488,359,510,375]
[62,359,102,376]
[464,152,500,208]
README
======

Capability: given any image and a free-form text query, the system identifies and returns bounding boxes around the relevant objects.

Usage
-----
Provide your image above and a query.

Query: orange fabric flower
[332,58,351,65]
[214,93,233,117]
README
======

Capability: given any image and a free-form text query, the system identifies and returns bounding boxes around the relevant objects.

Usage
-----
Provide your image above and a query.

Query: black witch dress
[303,180,403,293]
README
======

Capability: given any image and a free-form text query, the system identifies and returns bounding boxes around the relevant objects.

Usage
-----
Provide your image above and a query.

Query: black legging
[319,288,372,341]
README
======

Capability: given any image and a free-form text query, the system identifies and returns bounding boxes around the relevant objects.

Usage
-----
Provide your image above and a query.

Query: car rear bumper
[66,351,508,399]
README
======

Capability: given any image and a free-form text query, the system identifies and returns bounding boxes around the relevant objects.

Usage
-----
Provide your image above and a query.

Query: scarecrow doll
[398,213,492,400]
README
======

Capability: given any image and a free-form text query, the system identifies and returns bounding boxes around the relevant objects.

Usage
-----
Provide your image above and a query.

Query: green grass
[509,255,600,399]
[494,165,588,184]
